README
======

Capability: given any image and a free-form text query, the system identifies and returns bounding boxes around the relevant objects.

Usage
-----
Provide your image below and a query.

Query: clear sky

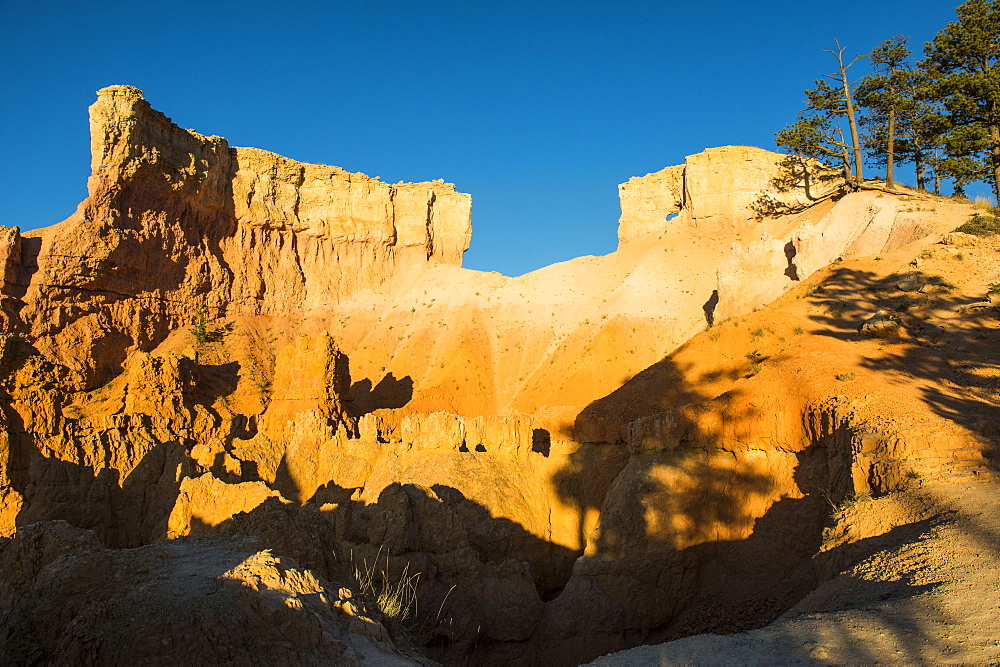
[0,0,986,276]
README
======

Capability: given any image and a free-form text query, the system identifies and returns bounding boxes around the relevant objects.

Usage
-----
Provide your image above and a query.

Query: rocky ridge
[1,87,997,665]
[5,85,470,388]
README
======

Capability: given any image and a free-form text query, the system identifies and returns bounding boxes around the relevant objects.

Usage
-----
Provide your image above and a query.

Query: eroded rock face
[14,85,470,388]
[617,165,685,242]
[615,147,973,321]
[0,87,989,666]
[0,521,415,665]
[0,226,22,332]
[617,146,840,244]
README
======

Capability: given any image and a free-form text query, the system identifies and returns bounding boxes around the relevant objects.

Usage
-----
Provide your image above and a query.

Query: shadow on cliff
[536,258,1000,664]
[541,377,834,665]
[349,373,414,416]
[182,357,242,433]
[698,497,996,665]
[3,235,41,334]
[19,135,246,389]
[9,437,192,549]
[803,265,1000,468]
[0,338,197,548]
[196,480,580,665]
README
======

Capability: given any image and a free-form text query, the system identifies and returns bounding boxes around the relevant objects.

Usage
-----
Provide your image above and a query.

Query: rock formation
[1,87,996,665]
[0,520,414,665]
[7,85,470,388]
[617,146,840,243]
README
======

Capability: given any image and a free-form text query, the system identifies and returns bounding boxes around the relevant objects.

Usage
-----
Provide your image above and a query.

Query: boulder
[859,310,902,338]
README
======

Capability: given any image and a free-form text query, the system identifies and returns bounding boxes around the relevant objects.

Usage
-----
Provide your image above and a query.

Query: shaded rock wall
[0,521,414,665]
[1,316,992,664]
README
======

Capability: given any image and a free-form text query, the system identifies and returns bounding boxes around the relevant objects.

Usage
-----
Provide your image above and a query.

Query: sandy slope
[327,224,734,421]
[587,227,1000,665]
[589,479,1000,665]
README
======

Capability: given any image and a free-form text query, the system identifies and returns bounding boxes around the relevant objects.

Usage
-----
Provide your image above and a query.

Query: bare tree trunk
[990,121,1000,206]
[801,157,813,200]
[915,150,926,191]
[886,105,896,188]
[934,172,941,195]
[831,41,865,184]
[843,88,864,182]
[841,145,854,184]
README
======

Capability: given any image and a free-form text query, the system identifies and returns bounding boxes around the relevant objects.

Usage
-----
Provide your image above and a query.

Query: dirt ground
[589,221,1000,665]
[589,478,1000,665]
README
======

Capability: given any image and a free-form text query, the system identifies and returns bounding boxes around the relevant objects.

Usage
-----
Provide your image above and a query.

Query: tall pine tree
[923,0,1000,204]
[856,37,913,188]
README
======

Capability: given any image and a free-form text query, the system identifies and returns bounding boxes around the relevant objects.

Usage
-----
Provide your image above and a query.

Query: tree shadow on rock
[804,265,1000,466]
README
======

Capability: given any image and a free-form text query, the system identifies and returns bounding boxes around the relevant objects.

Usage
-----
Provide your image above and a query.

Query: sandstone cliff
[617,146,972,322]
[8,85,470,388]
[616,146,841,242]
[1,87,996,666]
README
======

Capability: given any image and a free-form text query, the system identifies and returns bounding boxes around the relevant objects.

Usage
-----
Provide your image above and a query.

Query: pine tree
[922,0,1000,204]
[906,72,951,192]
[772,116,840,202]
[776,40,865,188]
[856,37,913,188]
[824,40,865,185]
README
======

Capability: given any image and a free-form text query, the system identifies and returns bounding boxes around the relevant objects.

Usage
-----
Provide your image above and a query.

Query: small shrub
[954,207,1000,236]
[990,282,1000,293]
[353,549,420,623]
[826,305,845,318]
[190,306,208,342]
[836,372,856,381]
[828,490,872,519]
[750,327,767,339]
[189,308,233,344]
[793,326,804,335]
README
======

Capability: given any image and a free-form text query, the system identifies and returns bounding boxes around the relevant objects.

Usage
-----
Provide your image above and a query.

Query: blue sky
[0,0,984,276]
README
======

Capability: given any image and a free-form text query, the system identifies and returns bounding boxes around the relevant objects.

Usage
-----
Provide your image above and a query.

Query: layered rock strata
[618,146,972,321]
[1,87,992,666]
[6,85,470,387]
